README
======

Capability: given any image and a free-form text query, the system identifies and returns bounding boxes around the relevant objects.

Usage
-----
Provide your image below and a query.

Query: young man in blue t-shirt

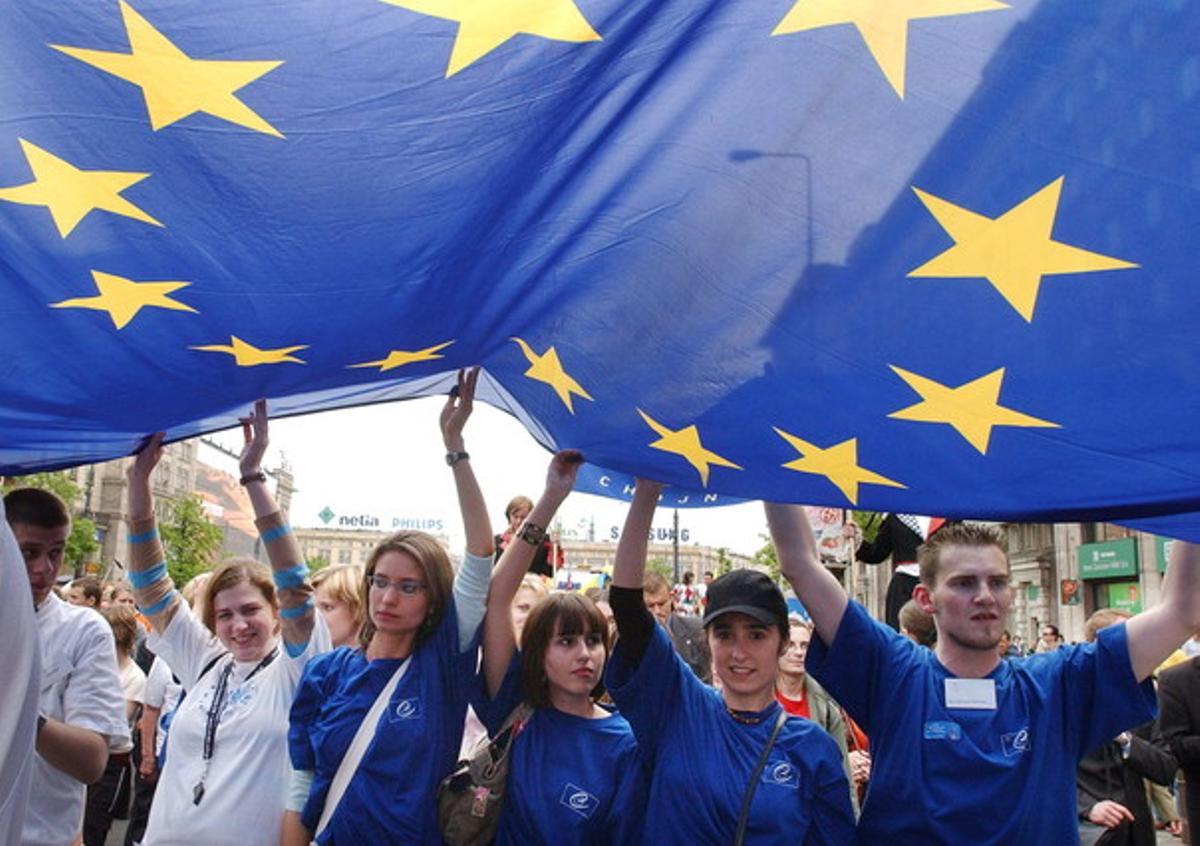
[765,503,1200,846]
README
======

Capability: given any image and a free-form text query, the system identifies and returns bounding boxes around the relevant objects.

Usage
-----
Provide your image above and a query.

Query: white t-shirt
[144,656,184,759]
[28,592,130,846]
[142,604,329,846]
[0,504,39,846]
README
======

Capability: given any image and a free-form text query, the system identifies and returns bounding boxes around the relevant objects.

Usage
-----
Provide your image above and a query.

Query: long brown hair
[519,593,610,709]
[358,532,453,649]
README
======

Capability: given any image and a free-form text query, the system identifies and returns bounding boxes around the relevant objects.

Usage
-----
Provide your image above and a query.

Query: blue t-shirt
[806,600,1157,845]
[605,624,855,845]
[475,655,646,846]
[288,596,478,845]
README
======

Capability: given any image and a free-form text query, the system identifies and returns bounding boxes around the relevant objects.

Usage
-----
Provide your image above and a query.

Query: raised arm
[608,480,661,667]
[482,450,581,696]
[238,400,317,655]
[442,368,491,559]
[766,503,848,648]
[1126,540,1200,681]
[126,433,182,633]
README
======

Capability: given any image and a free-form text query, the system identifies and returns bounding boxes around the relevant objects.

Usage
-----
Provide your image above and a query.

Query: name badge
[923,720,962,741]
[944,678,997,710]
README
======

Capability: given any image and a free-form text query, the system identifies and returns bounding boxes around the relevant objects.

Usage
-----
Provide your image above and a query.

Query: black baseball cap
[702,569,789,631]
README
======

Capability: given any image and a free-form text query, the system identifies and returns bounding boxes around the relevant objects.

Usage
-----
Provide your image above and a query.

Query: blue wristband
[279,597,314,619]
[141,591,177,617]
[273,563,310,590]
[129,562,167,590]
[128,528,159,545]
[284,639,309,658]
[260,524,292,544]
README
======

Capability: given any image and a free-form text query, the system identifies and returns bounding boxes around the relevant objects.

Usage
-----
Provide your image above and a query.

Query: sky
[202,396,772,558]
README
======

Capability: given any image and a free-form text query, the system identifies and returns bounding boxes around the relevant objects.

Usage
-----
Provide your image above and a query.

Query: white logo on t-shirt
[1001,727,1031,757]
[559,783,599,819]
[391,698,421,721]
[762,759,800,788]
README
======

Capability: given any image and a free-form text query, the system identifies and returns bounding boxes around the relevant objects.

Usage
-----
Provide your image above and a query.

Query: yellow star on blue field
[51,271,196,330]
[638,409,742,487]
[888,365,1059,453]
[512,337,593,414]
[909,177,1138,321]
[192,336,307,366]
[379,0,601,77]
[0,139,161,238]
[349,340,455,372]
[50,1,283,136]
[772,0,1008,98]
[773,428,905,504]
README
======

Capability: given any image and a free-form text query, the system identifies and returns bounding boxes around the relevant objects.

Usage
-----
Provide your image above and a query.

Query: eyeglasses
[368,575,427,595]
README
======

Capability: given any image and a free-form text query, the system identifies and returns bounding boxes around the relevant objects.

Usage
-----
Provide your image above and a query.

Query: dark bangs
[519,593,611,708]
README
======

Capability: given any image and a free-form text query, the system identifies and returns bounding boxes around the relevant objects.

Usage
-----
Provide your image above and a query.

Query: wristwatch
[518,521,546,546]
[239,471,267,486]
[445,451,470,466]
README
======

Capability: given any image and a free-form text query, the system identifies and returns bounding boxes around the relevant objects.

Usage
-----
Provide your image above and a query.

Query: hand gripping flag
[1,2,1197,538]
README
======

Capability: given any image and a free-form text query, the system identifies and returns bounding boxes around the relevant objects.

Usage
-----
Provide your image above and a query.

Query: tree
[716,546,732,577]
[753,534,782,586]
[307,554,329,572]
[160,494,223,586]
[647,556,674,584]
[2,470,98,576]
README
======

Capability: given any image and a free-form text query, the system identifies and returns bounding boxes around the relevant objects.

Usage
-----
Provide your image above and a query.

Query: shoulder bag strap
[315,655,411,838]
[733,708,789,846]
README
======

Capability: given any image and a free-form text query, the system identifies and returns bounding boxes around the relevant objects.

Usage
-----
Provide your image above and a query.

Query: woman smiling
[125,401,329,846]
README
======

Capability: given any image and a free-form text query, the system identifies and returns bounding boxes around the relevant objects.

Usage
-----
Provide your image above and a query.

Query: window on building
[338,549,351,564]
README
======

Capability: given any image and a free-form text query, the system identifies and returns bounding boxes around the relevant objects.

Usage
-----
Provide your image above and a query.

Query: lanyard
[192,647,279,805]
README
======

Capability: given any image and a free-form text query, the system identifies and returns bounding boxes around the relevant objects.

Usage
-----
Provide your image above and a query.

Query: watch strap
[445,451,470,466]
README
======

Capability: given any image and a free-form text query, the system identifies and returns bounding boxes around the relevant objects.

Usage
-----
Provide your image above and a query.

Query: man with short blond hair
[643,570,711,682]
[768,504,1200,845]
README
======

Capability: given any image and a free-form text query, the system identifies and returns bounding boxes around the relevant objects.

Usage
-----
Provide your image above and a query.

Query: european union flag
[1,2,1197,538]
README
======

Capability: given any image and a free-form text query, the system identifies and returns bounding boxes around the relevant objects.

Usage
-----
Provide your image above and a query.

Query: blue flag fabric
[1,2,1198,538]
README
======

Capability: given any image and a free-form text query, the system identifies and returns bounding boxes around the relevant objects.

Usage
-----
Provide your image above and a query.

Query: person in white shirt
[0,498,41,844]
[5,487,129,846]
[125,402,330,846]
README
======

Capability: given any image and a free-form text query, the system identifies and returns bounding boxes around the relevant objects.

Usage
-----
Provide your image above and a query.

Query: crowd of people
[3,369,1200,845]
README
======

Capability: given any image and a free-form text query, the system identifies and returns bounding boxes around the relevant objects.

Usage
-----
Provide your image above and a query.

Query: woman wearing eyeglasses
[287,369,496,844]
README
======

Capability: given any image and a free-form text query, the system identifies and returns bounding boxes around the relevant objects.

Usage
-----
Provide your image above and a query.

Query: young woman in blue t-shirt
[287,369,497,844]
[605,480,855,845]
[477,450,645,845]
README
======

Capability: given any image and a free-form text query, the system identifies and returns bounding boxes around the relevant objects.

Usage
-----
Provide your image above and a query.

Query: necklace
[726,703,776,726]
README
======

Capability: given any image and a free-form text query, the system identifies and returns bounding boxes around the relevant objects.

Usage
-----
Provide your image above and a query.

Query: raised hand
[238,399,269,478]
[545,449,584,502]
[440,367,478,452]
[127,432,165,484]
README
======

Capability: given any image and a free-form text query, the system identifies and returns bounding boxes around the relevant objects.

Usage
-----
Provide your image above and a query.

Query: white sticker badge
[944,678,997,710]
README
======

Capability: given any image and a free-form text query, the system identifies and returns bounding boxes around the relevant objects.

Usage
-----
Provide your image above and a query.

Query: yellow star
[0,139,161,238]
[887,365,1059,453]
[191,336,307,366]
[772,0,1008,98]
[638,409,742,487]
[379,0,601,77]
[51,1,283,136]
[348,340,455,372]
[511,337,593,414]
[51,271,196,330]
[773,428,905,504]
[908,177,1137,321]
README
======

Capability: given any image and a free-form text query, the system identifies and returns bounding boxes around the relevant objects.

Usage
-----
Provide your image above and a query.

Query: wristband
[129,562,168,590]
[518,521,546,546]
[273,563,309,590]
[280,597,314,619]
[240,471,267,486]
[141,591,177,617]
[128,528,159,545]
[445,451,470,466]
[260,523,293,544]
